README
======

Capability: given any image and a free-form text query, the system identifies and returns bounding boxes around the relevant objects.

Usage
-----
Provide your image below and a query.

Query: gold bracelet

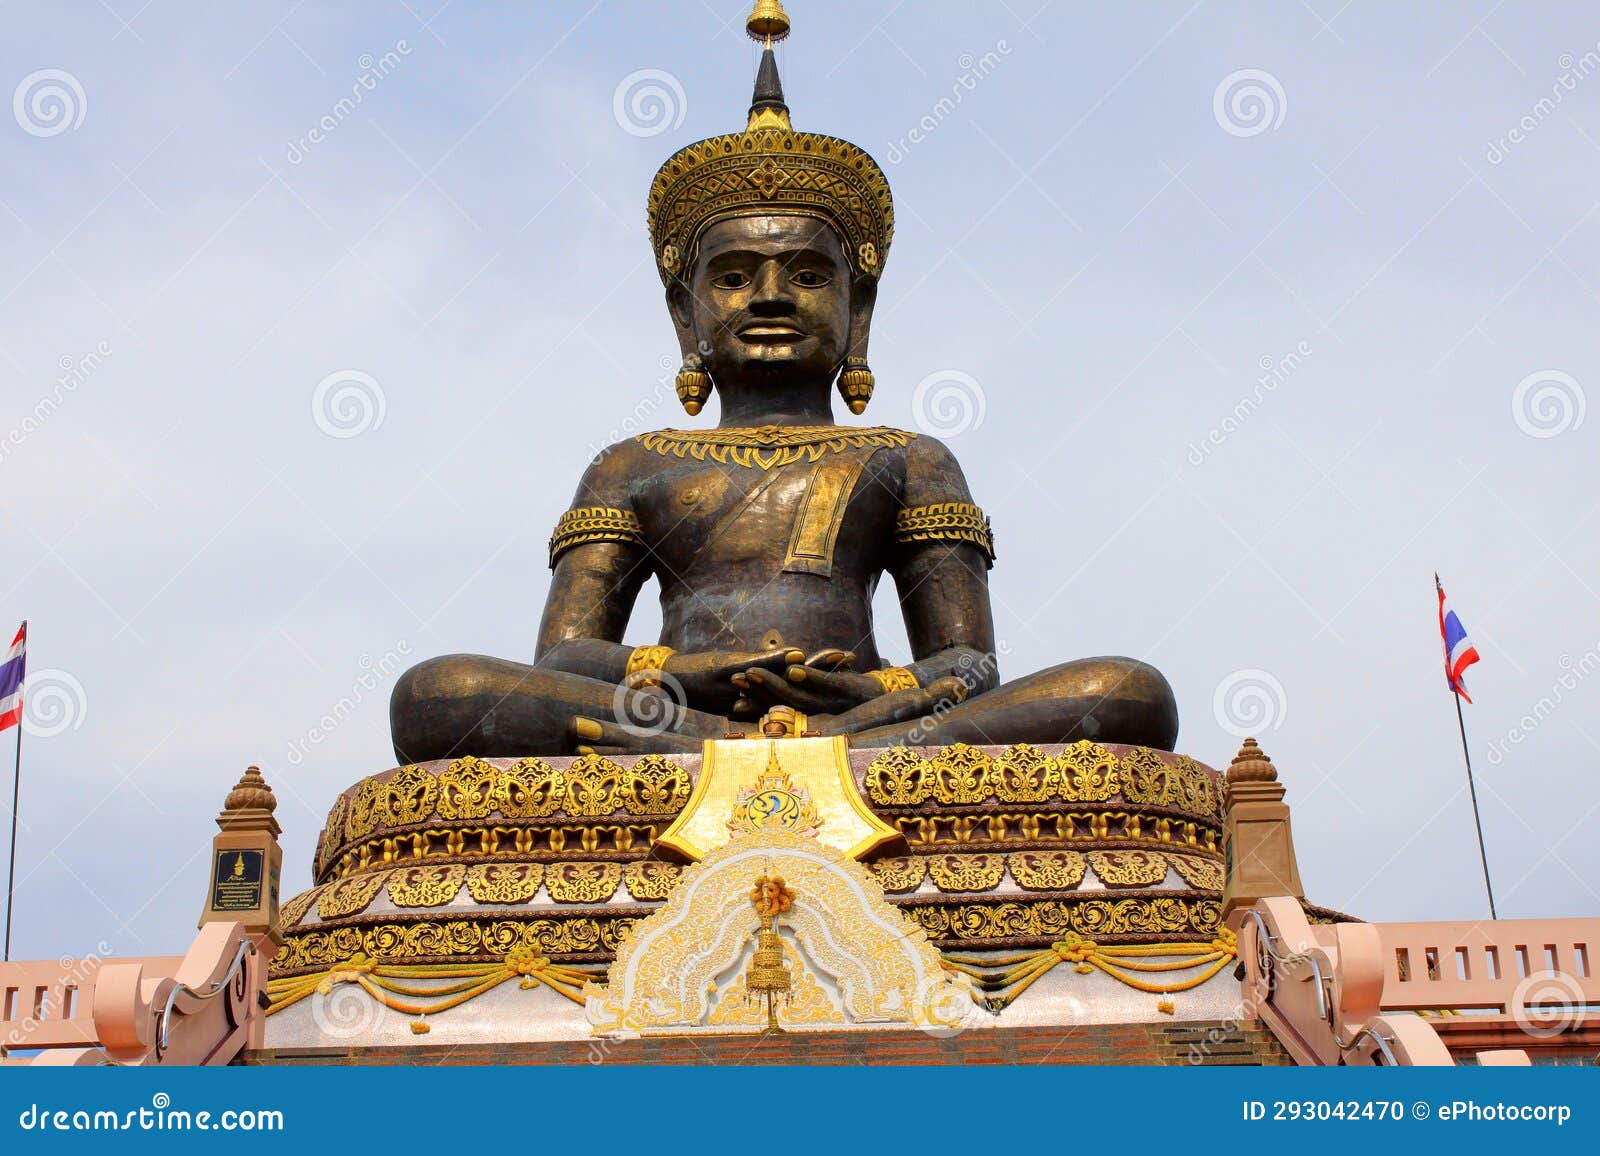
[865,666,919,694]
[625,644,677,688]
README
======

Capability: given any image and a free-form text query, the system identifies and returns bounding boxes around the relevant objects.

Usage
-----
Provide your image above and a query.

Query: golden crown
[647,1,894,286]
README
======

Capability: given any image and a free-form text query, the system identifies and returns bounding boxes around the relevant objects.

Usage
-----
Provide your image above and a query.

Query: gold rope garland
[943,927,1237,1008]
[265,947,601,1018]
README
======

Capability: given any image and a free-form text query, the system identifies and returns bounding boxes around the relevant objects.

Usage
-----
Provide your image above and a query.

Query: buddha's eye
[791,270,830,288]
[711,271,751,290]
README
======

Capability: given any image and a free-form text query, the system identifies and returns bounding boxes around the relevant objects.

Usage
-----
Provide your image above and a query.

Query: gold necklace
[636,425,914,471]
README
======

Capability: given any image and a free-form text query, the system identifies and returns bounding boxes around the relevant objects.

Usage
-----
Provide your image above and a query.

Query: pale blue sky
[3,1,1598,960]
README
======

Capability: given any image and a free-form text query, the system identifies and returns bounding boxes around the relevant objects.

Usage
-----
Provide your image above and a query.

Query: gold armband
[625,645,677,688]
[895,501,995,564]
[549,506,645,568]
[865,666,920,694]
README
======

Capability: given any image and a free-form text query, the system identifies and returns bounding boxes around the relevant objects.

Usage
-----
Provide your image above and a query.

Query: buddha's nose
[748,260,794,315]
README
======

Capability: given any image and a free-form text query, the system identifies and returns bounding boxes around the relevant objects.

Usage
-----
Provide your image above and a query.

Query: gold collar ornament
[636,425,913,471]
[646,1,894,286]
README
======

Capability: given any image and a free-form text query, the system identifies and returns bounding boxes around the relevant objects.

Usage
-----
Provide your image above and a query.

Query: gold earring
[837,358,874,415]
[676,354,712,416]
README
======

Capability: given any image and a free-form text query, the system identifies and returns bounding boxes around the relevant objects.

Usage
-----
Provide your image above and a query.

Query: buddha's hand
[659,647,806,712]
[804,677,970,736]
[734,653,885,715]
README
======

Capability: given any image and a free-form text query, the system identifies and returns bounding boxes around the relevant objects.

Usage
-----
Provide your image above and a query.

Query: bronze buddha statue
[389,3,1177,761]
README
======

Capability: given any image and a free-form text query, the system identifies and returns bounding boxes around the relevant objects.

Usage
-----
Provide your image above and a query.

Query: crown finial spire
[746,0,791,44]
[745,4,792,132]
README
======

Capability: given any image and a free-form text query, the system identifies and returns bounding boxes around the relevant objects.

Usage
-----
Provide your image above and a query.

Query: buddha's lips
[737,323,806,342]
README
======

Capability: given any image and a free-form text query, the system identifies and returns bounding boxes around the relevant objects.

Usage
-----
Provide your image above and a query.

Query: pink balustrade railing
[1,922,267,1066]
[1240,896,1600,1065]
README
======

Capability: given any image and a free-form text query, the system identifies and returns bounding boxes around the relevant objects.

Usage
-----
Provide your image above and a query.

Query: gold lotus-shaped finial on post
[746,0,791,44]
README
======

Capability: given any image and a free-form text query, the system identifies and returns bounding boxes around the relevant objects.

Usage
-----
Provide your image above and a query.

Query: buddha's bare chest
[632,455,903,578]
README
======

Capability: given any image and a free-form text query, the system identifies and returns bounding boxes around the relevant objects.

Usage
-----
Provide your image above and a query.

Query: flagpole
[1437,574,1498,920]
[1451,689,1497,920]
[3,701,20,962]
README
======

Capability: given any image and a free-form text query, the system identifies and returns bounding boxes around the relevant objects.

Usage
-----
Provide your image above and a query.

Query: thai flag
[0,622,22,733]
[1436,580,1480,703]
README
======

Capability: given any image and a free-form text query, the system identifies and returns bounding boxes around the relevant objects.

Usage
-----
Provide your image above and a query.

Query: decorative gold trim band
[625,644,676,688]
[548,506,645,568]
[891,812,1220,856]
[866,666,919,693]
[895,501,995,562]
[863,742,1221,817]
[327,755,694,872]
[907,895,1223,945]
[636,425,913,471]
[867,849,1223,895]
[271,892,1227,978]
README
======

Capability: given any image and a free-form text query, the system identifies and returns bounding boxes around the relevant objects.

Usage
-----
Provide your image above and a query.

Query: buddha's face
[674,214,854,387]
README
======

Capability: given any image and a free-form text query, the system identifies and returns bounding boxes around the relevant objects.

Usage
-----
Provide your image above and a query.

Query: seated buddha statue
[390,3,1177,761]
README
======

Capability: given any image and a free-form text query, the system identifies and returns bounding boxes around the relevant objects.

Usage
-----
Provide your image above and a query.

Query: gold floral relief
[465,862,544,905]
[927,852,1005,892]
[991,743,1055,803]
[1074,896,1210,937]
[316,795,348,878]
[547,861,624,903]
[1168,853,1225,891]
[1172,756,1220,817]
[930,743,994,804]
[495,757,563,819]
[383,765,439,827]
[1118,746,1176,807]
[277,886,323,931]
[1087,850,1169,887]
[317,870,390,920]
[863,746,930,805]
[387,863,466,908]
[868,855,927,893]
[436,756,499,820]
[623,860,680,901]
[621,754,692,815]
[903,896,1219,944]
[1057,741,1120,802]
[345,776,386,842]
[1008,850,1087,891]
[564,753,623,817]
